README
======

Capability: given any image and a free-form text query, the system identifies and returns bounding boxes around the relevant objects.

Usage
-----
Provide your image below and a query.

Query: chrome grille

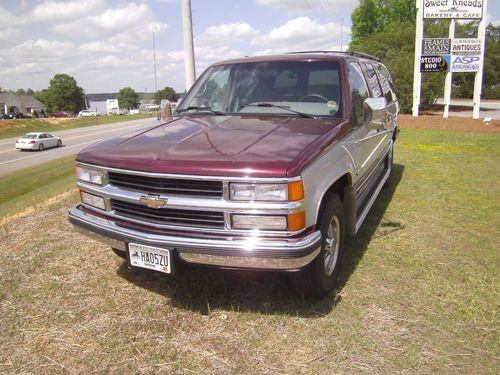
[108,172,223,198]
[111,200,225,229]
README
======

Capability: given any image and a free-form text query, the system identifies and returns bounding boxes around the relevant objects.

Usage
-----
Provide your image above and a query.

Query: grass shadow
[116,163,404,317]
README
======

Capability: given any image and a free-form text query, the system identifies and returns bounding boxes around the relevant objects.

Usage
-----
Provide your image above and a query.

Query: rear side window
[375,64,397,104]
[362,63,382,98]
[348,62,370,127]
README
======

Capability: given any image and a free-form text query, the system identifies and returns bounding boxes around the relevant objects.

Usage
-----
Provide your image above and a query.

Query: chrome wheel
[324,216,340,276]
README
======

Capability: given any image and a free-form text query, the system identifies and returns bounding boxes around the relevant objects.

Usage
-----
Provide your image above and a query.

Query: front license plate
[128,243,171,274]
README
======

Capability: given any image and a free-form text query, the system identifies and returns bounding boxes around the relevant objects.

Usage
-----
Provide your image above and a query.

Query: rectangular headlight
[230,183,287,201]
[76,165,106,185]
[232,215,287,230]
[80,191,106,210]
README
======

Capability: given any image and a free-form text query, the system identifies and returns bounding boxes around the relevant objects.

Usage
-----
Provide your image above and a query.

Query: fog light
[80,191,106,210]
[232,215,287,230]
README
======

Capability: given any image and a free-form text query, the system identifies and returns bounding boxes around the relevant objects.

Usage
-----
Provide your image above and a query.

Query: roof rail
[286,50,381,62]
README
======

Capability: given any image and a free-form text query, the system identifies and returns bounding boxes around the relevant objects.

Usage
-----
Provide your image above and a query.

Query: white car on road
[78,110,98,117]
[15,132,62,151]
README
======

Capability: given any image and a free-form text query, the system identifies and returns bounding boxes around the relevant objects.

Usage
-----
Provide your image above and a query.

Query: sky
[0,0,498,94]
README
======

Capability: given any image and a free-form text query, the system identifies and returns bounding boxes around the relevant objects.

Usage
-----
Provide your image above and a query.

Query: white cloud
[0,28,20,41]
[0,7,20,27]
[197,22,257,46]
[30,0,105,23]
[256,0,357,12]
[52,2,168,41]
[80,40,121,53]
[252,17,350,53]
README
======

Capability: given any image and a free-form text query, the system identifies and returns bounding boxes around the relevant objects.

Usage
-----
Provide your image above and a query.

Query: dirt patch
[399,114,500,133]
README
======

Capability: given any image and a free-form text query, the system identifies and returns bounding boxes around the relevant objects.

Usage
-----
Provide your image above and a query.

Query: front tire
[289,194,345,298]
[57,139,62,147]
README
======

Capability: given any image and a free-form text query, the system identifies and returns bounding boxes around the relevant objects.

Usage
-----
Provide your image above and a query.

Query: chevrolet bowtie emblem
[139,195,167,209]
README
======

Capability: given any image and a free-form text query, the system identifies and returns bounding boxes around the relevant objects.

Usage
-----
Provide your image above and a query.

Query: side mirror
[364,97,388,130]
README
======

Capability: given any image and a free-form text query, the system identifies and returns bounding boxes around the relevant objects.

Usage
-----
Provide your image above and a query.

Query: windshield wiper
[176,106,226,115]
[241,103,316,119]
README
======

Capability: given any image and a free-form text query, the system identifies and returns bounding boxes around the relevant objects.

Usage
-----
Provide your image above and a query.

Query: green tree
[117,87,140,110]
[453,23,500,99]
[33,90,51,111]
[45,74,85,113]
[15,88,26,95]
[351,0,416,44]
[155,86,178,103]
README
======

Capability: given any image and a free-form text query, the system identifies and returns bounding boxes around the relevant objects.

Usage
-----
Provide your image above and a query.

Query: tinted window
[375,64,397,103]
[178,61,342,118]
[348,62,370,127]
[362,63,382,98]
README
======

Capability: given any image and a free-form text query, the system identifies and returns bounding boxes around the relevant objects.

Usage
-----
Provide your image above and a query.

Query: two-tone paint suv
[68,51,399,298]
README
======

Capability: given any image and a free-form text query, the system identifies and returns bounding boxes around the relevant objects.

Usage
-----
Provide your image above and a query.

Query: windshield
[176,60,342,118]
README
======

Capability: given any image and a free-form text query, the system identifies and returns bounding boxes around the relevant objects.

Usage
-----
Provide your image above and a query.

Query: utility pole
[153,32,159,120]
[182,0,196,91]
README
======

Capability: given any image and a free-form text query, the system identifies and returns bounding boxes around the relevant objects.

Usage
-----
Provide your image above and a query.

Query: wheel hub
[324,216,340,276]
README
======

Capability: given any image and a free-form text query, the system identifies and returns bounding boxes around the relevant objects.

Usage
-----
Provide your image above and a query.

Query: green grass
[0,127,498,373]
[0,113,154,139]
[0,155,76,219]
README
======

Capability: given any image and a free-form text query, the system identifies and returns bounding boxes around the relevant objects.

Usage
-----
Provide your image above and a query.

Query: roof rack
[285,50,381,62]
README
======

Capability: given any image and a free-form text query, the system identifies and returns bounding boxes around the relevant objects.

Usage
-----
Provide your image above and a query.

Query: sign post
[473,0,488,119]
[412,0,423,117]
[443,19,455,118]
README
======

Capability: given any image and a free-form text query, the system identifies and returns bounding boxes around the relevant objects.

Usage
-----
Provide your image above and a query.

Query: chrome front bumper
[68,206,322,271]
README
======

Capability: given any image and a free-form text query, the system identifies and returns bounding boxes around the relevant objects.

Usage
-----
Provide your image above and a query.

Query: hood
[77,115,347,178]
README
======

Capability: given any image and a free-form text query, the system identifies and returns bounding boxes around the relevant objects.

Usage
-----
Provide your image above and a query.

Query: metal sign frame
[412,0,488,119]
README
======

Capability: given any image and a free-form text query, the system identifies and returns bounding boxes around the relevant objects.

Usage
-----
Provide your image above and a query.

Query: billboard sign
[450,55,481,72]
[423,0,484,19]
[420,55,450,72]
[422,38,451,55]
[452,38,482,55]
[450,39,482,72]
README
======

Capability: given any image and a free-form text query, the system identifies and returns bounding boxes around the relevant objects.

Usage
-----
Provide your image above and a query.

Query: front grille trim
[111,199,225,229]
[108,171,223,198]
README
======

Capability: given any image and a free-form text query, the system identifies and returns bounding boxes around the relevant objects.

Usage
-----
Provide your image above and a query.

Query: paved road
[434,99,500,120]
[0,117,160,176]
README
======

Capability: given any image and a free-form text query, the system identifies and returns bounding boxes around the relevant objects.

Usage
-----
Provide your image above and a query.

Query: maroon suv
[69,51,399,297]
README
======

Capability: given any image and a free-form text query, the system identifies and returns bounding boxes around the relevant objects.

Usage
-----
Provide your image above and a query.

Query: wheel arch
[316,172,353,220]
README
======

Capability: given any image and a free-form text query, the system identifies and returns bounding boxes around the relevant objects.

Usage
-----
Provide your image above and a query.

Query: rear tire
[38,143,44,151]
[289,194,345,298]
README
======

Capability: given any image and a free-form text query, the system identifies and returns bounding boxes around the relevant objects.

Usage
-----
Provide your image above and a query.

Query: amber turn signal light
[288,181,304,201]
[288,211,306,231]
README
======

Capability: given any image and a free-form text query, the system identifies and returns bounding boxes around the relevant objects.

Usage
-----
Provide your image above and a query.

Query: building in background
[0,92,46,116]
[84,93,117,115]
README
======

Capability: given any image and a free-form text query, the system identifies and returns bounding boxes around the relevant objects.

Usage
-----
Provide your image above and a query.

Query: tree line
[350,0,499,113]
[3,74,180,115]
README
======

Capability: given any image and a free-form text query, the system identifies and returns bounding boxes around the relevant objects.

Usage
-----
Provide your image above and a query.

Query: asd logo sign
[451,55,481,72]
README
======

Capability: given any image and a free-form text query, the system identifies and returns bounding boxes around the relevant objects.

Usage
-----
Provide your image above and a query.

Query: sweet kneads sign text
[423,0,483,19]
